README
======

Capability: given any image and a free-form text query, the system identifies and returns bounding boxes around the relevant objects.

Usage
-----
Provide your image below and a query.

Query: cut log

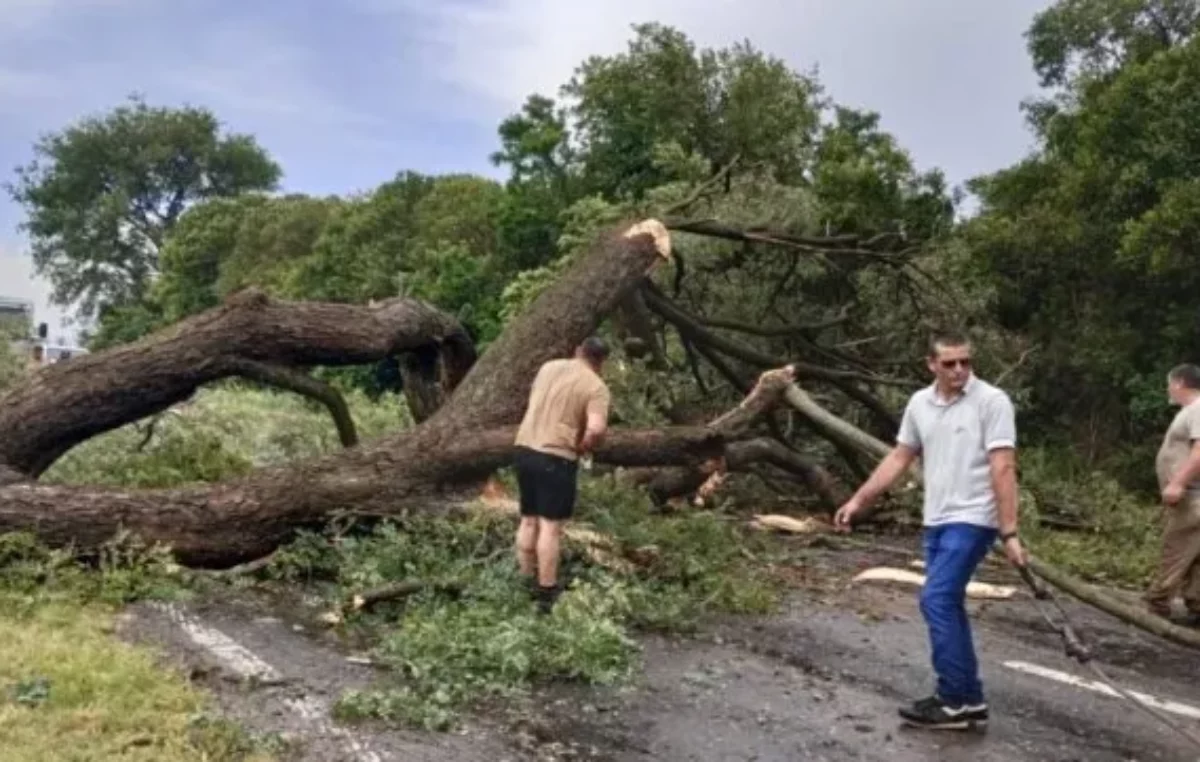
[852,567,1017,600]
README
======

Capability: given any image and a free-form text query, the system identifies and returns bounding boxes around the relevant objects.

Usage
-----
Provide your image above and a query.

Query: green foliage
[43,386,411,488]
[0,531,183,607]
[7,96,280,319]
[264,476,782,731]
[1026,0,1199,89]
[559,24,820,199]
[288,172,435,304]
[966,12,1200,463]
[219,194,342,298]
[1019,447,1162,586]
[154,195,269,322]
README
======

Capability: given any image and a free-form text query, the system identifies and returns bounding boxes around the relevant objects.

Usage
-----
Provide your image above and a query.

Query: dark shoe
[899,695,988,730]
[534,583,563,615]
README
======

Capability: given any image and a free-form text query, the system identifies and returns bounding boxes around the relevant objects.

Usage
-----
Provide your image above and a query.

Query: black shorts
[513,446,578,521]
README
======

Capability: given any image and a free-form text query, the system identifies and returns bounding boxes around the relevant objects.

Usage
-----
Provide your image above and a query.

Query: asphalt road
[119,550,1200,761]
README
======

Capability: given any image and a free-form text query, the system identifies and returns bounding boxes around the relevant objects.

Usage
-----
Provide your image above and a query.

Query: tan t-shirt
[1156,398,1200,492]
[514,358,610,461]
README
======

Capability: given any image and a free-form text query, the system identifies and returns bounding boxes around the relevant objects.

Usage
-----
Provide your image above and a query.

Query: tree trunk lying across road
[0,219,811,567]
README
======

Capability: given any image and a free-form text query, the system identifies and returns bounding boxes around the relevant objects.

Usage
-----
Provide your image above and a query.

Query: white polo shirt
[896,375,1017,529]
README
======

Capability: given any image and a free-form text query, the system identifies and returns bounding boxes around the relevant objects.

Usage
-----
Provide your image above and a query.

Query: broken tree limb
[350,580,466,611]
[1025,556,1200,651]
[640,284,908,390]
[426,220,671,436]
[623,366,842,505]
[0,219,681,567]
[0,290,474,477]
[664,219,904,259]
[641,437,843,508]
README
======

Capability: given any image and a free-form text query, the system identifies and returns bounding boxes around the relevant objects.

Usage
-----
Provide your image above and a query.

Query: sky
[0,0,1052,342]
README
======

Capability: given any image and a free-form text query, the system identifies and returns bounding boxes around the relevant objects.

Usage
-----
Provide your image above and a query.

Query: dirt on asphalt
[117,539,1200,762]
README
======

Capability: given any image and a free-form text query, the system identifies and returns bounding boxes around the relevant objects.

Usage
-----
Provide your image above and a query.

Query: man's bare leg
[516,516,539,579]
[536,518,564,590]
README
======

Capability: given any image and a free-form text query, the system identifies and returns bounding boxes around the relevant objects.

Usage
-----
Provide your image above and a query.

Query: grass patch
[0,602,281,762]
[262,474,785,731]
[0,534,282,762]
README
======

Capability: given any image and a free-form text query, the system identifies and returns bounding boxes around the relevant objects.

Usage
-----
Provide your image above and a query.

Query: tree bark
[0,220,678,567]
[0,290,475,477]
[1026,556,1200,651]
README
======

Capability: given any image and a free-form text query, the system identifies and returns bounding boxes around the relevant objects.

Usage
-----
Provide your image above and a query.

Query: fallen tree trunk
[1025,556,1200,651]
[0,292,476,477]
[0,220,686,567]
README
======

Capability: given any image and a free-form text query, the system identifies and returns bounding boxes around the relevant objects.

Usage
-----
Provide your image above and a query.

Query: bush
[1020,446,1161,587]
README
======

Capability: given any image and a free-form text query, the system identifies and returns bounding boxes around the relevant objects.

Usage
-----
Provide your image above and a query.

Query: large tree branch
[0,289,474,476]
[427,220,671,435]
[637,436,844,508]
[0,219,680,567]
[640,283,908,390]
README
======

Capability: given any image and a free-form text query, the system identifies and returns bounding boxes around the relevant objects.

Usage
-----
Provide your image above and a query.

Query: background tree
[966,0,1200,484]
[6,97,281,321]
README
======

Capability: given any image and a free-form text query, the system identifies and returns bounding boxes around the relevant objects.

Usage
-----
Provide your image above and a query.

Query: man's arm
[836,398,921,529]
[578,386,611,455]
[989,447,1019,535]
[982,391,1026,564]
[844,444,920,510]
[1172,441,1200,487]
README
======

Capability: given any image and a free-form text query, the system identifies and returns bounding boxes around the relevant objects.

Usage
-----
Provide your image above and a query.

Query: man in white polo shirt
[834,331,1026,730]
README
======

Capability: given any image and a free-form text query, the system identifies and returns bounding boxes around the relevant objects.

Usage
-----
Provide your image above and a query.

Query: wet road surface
[119,547,1200,761]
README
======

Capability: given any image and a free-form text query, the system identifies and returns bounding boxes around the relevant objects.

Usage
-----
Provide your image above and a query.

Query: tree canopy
[6,97,280,320]
[10,3,1200,491]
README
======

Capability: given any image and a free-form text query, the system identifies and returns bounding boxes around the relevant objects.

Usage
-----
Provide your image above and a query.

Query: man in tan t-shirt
[1147,363,1200,625]
[513,337,611,612]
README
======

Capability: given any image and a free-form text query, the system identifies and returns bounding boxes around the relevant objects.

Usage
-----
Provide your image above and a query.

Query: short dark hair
[1169,363,1200,390]
[927,330,970,358]
[579,336,610,364]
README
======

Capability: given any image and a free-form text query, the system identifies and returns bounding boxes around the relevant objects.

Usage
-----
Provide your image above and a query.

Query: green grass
[0,534,283,762]
[0,602,282,762]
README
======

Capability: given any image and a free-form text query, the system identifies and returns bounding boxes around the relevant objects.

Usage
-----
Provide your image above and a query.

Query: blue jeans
[920,523,997,705]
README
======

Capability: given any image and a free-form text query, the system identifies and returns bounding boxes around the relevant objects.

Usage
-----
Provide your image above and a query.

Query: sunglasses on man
[939,358,971,370]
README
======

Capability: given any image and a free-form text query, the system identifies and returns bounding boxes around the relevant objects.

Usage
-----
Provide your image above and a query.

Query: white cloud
[364,0,1053,185]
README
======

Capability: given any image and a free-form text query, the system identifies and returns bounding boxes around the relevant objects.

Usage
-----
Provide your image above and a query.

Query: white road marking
[150,603,385,762]
[1003,660,1200,721]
